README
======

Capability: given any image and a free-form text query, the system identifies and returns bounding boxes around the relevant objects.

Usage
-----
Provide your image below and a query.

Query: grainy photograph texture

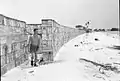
[0,0,119,81]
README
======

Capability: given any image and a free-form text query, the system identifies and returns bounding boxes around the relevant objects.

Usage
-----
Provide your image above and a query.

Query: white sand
[1,32,120,81]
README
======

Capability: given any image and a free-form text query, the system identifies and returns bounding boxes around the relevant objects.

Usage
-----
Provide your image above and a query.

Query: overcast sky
[0,0,119,29]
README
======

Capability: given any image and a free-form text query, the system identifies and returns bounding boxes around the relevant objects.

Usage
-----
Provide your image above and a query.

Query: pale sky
[0,0,119,29]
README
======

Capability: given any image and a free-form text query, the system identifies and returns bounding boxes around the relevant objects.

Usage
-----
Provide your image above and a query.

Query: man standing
[27,28,41,66]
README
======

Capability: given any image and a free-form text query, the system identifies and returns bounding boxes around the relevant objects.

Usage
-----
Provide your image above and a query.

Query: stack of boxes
[0,14,85,76]
[41,19,53,61]
[40,19,85,59]
[41,19,52,52]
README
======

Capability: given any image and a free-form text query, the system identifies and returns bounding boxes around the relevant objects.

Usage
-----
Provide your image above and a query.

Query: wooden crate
[42,51,53,62]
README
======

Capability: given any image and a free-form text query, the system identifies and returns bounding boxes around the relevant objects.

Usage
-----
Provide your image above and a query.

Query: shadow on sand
[107,45,120,50]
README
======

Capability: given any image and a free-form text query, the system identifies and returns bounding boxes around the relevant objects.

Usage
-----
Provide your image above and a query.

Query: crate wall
[42,19,84,58]
[1,14,85,76]
[0,14,28,76]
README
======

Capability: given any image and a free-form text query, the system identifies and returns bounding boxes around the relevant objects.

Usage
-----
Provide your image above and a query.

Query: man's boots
[31,61,38,67]
[31,61,34,66]
[34,63,38,67]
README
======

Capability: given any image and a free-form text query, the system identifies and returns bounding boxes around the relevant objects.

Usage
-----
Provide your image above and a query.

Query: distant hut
[75,25,85,30]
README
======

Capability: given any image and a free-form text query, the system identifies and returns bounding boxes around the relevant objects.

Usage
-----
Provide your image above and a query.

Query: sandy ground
[1,32,120,81]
